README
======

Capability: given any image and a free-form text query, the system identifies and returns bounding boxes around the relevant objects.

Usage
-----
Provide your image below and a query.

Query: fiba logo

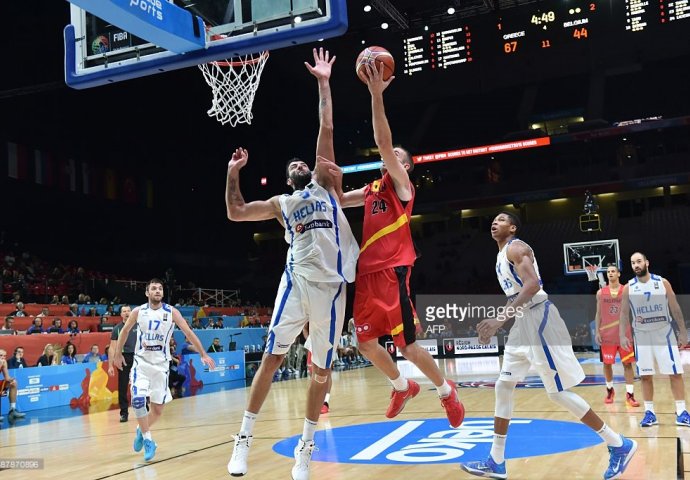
[91,35,109,55]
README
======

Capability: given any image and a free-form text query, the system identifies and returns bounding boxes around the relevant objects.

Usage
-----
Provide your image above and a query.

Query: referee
[108,305,137,422]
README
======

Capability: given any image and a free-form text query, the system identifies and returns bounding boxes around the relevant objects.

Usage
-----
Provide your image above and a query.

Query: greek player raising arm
[477,241,541,340]
[225,148,283,224]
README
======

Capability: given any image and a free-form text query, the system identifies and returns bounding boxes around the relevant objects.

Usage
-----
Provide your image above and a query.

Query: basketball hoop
[585,265,599,282]
[198,50,269,127]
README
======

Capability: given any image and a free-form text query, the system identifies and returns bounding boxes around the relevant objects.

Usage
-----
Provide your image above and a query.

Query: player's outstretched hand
[228,147,249,171]
[363,63,394,96]
[201,354,216,370]
[305,47,336,80]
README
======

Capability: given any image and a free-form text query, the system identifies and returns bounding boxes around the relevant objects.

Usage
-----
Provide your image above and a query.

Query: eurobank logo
[273,418,602,464]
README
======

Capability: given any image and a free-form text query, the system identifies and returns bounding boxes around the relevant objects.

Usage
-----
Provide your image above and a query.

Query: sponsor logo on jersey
[272,418,601,464]
[636,315,667,325]
[295,219,333,234]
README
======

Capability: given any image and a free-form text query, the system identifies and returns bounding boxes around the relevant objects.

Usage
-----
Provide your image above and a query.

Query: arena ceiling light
[381,22,389,29]
[364,4,372,12]
[447,7,456,14]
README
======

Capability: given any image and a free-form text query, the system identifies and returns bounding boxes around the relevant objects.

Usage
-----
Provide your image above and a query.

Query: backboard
[65,0,348,89]
[563,239,620,276]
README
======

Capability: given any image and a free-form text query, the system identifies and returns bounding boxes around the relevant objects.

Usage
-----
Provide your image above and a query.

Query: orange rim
[211,51,269,67]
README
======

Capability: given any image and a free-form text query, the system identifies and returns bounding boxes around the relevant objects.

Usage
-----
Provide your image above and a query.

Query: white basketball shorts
[266,269,345,370]
[130,356,172,405]
[634,326,684,375]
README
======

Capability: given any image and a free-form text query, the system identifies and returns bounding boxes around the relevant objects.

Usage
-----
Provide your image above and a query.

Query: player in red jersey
[595,265,640,407]
[338,63,464,427]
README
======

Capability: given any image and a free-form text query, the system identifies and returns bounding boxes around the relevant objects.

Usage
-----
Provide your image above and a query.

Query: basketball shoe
[676,411,690,426]
[625,392,640,407]
[228,434,253,476]
[604,435,637,479]
[640,410,658,427]
[320,402,329,414]
[386,379,420,418]
[291,439,316,480]
[440,379,465,428]
[143,439,157,462]
[133,426,144,452]
[460,454,507,479]
[604,388,615,404]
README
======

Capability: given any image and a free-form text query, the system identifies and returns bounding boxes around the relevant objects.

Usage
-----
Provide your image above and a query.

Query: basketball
[356,46,395,83]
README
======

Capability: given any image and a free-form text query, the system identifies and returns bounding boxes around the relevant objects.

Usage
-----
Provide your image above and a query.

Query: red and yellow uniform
[354,172,419,347]
[599,285,635,365]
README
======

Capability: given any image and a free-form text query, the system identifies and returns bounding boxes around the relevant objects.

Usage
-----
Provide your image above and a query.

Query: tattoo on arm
[228,178,245,206]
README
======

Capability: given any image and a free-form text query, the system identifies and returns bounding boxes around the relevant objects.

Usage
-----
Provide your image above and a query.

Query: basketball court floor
[1,354,688,479]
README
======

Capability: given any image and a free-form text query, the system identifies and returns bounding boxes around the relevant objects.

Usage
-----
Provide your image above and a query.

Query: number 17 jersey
[135,303,176,365]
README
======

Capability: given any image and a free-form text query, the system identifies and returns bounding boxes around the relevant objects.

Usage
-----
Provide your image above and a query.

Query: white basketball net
[198,51,269,127]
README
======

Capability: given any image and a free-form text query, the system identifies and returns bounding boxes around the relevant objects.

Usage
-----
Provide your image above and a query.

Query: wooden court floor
[1,356,689,479]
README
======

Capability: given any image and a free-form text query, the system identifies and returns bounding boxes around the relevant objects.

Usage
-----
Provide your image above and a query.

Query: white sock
[605,382,613,390]
[676,400,687,416]
[596,424,623,448]
[626,384,634,395]
[390,374,408,391]
[324,393,331,404]
[143,431,152,441]
[302,418,318,442]
[490,434,507,463]
[240,410,258,436]
[10,403,16,410]
[644,402,655,414]
[436,380,452,398]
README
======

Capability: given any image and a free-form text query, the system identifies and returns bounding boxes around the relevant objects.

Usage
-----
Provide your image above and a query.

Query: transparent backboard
[65,0,347,88]
[563,239,620,276]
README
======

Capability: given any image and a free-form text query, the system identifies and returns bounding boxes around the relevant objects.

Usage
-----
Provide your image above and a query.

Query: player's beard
[635,266,648,277]
[289,170,311,190]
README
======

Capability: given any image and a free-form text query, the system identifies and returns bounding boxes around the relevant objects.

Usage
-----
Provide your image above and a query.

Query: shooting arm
[371,93,411,201]
[315,78,335,164]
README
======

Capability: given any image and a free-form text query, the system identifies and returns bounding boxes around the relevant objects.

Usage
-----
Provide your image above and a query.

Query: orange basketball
[356,46,395,83]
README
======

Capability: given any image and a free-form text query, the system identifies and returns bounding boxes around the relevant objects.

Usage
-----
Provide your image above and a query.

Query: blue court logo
[272,418,602,464]
[458,374,626,389]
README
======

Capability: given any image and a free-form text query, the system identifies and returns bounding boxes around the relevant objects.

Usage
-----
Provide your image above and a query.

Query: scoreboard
[400,0,690,77]
[403,26,473,75]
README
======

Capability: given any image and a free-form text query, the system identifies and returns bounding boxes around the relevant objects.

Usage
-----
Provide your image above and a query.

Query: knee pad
[494,380,517,419]
[547,390,590,419]
[132,396,149,418]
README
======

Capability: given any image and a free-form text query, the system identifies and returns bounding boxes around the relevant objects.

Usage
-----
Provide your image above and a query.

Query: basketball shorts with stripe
[353,266,420,348]
[266,269,345,370]
[499,300,585,394]
[634,326,684,375]
[130,356,172,405]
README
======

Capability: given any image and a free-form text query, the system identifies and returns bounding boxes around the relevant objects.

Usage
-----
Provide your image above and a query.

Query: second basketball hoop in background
[356,46,395,83]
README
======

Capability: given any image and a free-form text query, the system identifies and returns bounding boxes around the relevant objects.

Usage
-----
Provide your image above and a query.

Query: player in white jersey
[619,252,690,427]
[112,278,214,462]
[460,212,636,480]
[226,49,358,480]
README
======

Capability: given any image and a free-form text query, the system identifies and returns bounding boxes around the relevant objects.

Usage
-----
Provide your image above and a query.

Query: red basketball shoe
[440,379,465,428]
[386,380,420,418]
